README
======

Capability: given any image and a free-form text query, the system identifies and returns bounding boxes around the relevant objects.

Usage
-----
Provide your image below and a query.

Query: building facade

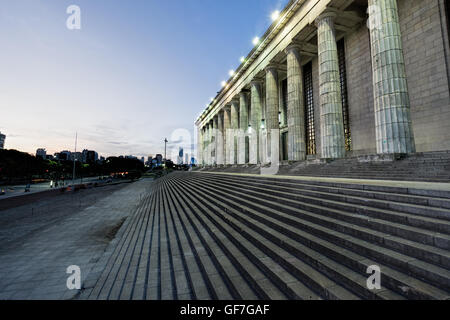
[82,149,99,163]
[36,148,47,159]
[0,132,5,149]
[195,0,450,166]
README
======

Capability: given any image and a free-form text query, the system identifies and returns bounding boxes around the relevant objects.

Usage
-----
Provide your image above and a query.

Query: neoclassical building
[195,0,450,166]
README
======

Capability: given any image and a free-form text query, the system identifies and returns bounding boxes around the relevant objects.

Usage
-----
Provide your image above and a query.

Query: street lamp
[271,10,280,22]
[72,132,77,188]
[164,138,168,165]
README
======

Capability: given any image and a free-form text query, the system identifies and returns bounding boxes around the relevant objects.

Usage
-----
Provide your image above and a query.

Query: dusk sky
[0,0,288,159]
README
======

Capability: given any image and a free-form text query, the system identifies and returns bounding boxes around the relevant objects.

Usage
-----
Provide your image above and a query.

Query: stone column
[207,123,212,165]
[223,107,231,164]
[216,111,224,165]
[212,116,218,165]
[197,126,203,166]
[230,99,239,165]
[285,44,307,161]
[238,91,249,164]
[265,65,280,164]
[368,0,415,154]
[203,124,209,165]
[316,12,346,159]
[250,80,263,164]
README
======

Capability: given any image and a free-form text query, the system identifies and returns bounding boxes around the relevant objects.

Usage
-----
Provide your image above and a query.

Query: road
[0,177,104,199]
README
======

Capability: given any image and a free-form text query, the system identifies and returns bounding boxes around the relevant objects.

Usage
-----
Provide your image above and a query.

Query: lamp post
[72,132,77,187]
[164,138,168,166]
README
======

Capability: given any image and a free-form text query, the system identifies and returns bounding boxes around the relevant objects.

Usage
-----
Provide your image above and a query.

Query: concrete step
[199,174,450,229]
[170,177,407,299]
[88,188,157,300]
[170,174,449,299]
[163,182,268,300]
[205,174,450,209]
[191,175,450,268]
[164,179,323,300]
[166,178,372,299]
[205,173,450,200]
[179,173,450,295]
[198,151,450,182]
[85,173,450,300]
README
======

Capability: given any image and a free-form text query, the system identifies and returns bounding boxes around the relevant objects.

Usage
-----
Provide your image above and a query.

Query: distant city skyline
[0,0,288,159]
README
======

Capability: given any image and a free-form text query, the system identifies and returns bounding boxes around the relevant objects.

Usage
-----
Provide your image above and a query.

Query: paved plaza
[0,180,151,299]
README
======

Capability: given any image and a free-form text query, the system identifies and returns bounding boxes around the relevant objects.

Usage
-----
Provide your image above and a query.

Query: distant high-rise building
[71,152,82,161]
[147,155,153,167]
[0,132,5,149]
[36,148,47,159]
[155,154,163,166]
[56,150,71,161]
[82,149,98,163]
[177,147,184,165]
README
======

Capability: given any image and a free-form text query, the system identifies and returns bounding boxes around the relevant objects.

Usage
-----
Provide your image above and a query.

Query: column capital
[285,43,303,55]
[315,10,337,27]
[222,104,232,112]
[230,97,240,105]
[239,90,249,99]
[250,78,264,87]
[265,63,283,73]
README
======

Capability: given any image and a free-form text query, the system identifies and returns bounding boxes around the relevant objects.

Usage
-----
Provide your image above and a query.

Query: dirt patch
[105,217,127,241]
[91,216,127,244]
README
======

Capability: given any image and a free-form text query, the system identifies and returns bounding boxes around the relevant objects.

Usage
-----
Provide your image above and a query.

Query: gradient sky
[0,0,288,159]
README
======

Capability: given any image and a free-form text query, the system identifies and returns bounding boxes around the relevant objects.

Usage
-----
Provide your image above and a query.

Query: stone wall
[312,56,322,158]
[345,25,376,155]
[337,0,450,154]
[398,0,450,152]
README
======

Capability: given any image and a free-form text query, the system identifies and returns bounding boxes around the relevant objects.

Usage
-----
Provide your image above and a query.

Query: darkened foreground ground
[0,179,152,299]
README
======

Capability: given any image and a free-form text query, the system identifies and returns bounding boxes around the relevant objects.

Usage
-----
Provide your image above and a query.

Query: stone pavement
[0,179,152,300]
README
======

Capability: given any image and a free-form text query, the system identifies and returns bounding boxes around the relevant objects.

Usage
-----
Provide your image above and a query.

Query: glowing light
[252,37,260,46]
[210,97,214,102]
[240,56,245,63]
[271,10,280,21]
[228,70,235,77]
[221,81,227,87]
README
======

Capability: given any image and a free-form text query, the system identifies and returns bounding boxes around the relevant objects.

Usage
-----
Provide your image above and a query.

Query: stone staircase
[196,151,450,182]
[83,172,450,300]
